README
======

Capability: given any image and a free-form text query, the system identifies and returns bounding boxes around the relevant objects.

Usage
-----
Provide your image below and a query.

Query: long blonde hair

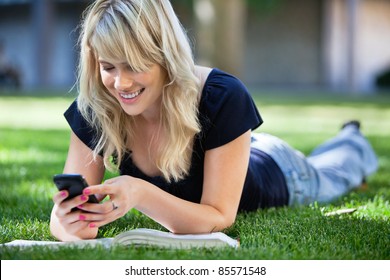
[77,0,201,182]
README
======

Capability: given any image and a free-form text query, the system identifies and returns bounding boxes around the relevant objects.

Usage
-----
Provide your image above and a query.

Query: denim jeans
[250,125,378,205]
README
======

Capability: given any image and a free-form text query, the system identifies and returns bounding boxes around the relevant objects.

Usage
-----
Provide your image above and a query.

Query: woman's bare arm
[50,131,105,240]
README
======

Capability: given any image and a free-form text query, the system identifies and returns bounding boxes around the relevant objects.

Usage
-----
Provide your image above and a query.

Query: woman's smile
[119,88,145,103]
[99,59,166,118]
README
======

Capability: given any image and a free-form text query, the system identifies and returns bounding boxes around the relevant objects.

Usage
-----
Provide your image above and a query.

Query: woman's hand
[51,190,106,240]
[73,175,143,229]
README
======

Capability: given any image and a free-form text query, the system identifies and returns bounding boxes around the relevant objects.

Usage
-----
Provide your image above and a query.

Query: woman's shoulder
[201,67,248,95]
[198,66,251,106]
[195,66,262,149]
[64,99,100,151]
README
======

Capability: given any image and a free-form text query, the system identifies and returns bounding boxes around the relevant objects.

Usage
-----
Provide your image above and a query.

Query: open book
[3,228,239,249]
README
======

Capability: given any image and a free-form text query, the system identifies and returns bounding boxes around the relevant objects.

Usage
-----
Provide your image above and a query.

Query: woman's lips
[119,88,145,104]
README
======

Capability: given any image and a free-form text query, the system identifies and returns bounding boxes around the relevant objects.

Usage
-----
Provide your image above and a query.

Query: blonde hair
[77,0,201,182]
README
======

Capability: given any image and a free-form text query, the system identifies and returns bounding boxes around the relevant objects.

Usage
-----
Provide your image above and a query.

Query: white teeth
[121,88,144,99]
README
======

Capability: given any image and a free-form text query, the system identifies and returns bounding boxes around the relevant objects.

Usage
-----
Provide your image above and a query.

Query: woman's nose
[114,72,134,91]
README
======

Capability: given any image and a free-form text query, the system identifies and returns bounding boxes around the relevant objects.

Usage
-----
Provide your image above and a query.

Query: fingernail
[60,191,67,198]
[77,204,84,209]
[81,195,88,201]
[83,189,91,195]
[89,223,96,228]
[79,214,86,221]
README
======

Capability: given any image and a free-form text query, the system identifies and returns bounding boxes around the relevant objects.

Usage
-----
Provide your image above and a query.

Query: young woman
[50,0,378,241]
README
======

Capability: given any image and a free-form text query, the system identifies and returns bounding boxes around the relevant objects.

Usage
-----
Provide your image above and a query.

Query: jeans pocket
[286,169,315,206]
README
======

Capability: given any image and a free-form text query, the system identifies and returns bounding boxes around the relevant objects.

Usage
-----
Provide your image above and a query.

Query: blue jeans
[251,126,378,205]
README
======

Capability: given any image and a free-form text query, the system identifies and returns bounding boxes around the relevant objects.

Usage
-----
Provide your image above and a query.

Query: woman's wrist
[127,176,147,209]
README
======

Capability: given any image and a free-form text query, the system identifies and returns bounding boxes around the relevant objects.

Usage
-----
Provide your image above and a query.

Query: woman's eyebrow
[98,59,111,64]
[98,59,128,66]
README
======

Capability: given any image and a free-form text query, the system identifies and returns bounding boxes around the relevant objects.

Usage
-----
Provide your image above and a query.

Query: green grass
[0,92,389,260]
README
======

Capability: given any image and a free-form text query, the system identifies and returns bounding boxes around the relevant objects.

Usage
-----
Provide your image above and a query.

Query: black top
[64,68,289,211]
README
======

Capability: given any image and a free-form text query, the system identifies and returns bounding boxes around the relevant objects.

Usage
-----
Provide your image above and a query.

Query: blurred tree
[194,0,246,77]
[174,0,285,77]
[213,0,246,76]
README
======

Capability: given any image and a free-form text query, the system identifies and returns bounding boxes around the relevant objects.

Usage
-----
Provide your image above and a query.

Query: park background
[1,0,390,93]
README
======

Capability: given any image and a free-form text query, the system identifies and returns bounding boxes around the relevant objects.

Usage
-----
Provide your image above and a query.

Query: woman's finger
[54,194,91,216]
[52,190,68,204]
[77,200,112,214]
[83,183,114,196]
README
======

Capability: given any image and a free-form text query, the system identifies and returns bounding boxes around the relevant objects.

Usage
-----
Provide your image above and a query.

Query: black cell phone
[53,174,99,204]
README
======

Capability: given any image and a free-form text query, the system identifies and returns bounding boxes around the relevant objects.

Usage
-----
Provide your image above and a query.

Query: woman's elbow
[221,214,237,230]
[209,212,237,233]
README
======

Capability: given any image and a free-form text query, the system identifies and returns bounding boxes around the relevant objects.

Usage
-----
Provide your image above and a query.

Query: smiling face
[88,0,168,121]
[98,58,167,120]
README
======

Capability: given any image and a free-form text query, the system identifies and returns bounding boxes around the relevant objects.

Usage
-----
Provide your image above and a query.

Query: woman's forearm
[135,179,235,234]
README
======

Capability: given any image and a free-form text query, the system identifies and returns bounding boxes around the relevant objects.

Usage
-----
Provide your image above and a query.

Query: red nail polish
[89,223,96,228]
[60,191,67,198]
[79,214,86,221]
[81,195,88,201]
[84,189,91,195]
[77,204,84,209]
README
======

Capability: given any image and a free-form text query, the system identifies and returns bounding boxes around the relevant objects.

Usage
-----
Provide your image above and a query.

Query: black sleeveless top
[64,69,289,211]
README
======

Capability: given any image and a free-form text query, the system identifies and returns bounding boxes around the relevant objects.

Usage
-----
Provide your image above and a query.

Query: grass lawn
[0,92,389,260]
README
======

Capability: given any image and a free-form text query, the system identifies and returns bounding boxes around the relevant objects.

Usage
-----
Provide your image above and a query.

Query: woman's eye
[100,64,114,71]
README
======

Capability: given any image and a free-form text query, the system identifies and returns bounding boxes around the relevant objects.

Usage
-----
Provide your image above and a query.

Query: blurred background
[1,0,390,95]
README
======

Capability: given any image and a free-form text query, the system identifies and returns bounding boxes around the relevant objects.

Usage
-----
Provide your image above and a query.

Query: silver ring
[112,201,118,210]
